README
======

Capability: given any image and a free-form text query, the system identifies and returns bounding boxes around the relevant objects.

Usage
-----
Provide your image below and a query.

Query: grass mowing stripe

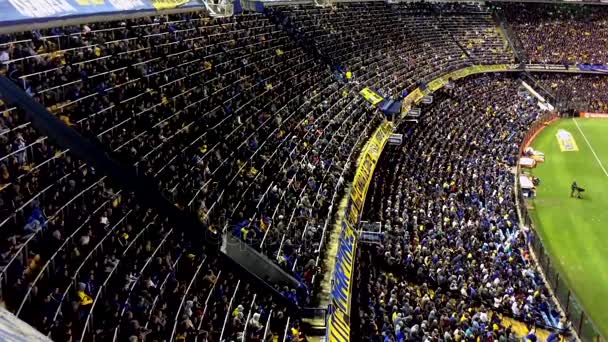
[573,118,608,177]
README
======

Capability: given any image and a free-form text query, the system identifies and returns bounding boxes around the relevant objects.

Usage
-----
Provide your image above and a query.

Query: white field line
[573,118,608,177]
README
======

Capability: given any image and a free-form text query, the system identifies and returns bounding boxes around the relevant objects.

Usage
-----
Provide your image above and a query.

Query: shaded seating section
[2,12,309,212]
[0,95,295,341]
[0,10,385,301]
[267,2,513,98]
[356,75,564,340]
[0,11,357,341]
[395,3,513,73]
[534,73,608,113]
[503,3,608,65]
[268,2,458,97]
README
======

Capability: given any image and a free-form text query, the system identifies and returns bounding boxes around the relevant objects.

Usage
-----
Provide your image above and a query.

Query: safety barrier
[326,120,393,342]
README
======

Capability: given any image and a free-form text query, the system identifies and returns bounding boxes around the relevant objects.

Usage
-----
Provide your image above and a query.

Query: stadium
[0,0,608,341]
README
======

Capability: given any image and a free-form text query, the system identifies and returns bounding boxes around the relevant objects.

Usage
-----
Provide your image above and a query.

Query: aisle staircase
[493,8,528,63]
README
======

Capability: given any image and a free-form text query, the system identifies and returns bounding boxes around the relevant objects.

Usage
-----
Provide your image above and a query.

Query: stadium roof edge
[0,6,207,35]
[257,0,608,7]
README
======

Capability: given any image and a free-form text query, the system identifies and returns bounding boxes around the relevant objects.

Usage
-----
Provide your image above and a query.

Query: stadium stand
[0,1,593,341]
[503,3,608,65]
[533,73,608,113]
[356,74,565,341]
[0,95,301,341]
[0,12,318,340]
[0,90,299,342]
[0,11,386,293]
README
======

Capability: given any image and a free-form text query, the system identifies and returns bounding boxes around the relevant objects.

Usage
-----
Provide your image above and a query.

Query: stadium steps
[0,307,52,342]
[302,315,327,336]
[495,21,511,52]
[300,307,328,341]
[305,336,325,342]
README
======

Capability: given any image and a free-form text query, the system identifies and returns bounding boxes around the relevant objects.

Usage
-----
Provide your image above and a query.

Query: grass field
[528,118,608,338]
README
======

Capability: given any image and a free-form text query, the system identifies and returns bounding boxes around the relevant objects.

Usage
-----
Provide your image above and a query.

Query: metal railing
[262,309,273,342]
[517,112,605,342]
[193,270,223,342]
[218,280,241,342]
[169,255,209,341]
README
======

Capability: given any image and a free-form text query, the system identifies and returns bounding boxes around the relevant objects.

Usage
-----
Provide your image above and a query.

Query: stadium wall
[329,64,605,342]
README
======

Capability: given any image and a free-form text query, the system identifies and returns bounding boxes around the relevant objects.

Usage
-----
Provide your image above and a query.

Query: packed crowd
[0,3,523,299]
[0,10,388,299]
[0,115,293,342]
[268,2,513,99]
[356,75,565,341]
[0,2,580,341]
[534,73,608,113]
[503,3,608,65]
[0,11,358,342]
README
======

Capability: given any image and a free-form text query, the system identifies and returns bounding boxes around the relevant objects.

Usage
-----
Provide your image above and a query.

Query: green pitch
[528,118,608,338]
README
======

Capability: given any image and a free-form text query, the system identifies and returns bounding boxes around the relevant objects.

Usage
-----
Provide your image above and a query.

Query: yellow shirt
[78,290,93,305]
